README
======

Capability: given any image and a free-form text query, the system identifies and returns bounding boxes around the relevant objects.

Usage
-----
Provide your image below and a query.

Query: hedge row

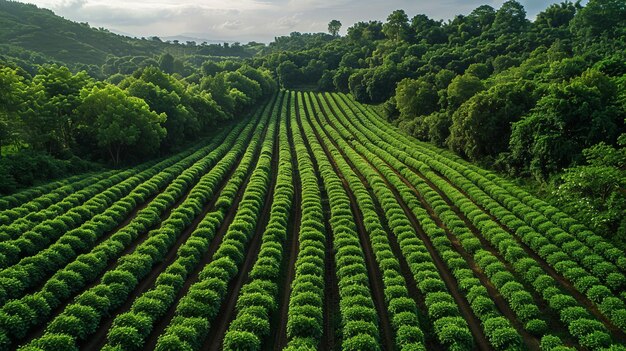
[0,172,100,211]
[0,169,120,230]
[307,92,426,350]
[324,93,550,338]
[0,119,241,309]
[322,92,527,350]
[11,104,269,351]
[283,91,326,350]
[0,148,218,311]
[337,93,625,349]
[100,95,277,351]
[343,92,626,285]
[311,95,473,350]
[151,93,280,351]
[222,92,294,351]
[301,92,382,351]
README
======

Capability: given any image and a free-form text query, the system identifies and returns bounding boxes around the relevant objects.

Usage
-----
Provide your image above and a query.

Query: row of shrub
[0,141,220,269]
[102,95,276,351]
[397,102,626,275]
[309,91,474,350]
[306,92,427,350]
[320,92,526,349]
[325,92,551,340]
[151,93,280,351]
[300,92,383,350]
[3,109,258,350]
[15,97,273,351]
[347,91,626,287]
[283,91,327,350]
[0,173,98,211]
[0,122,237,307]
[0,169,119,228]
[338,93,625,349]
[222,92,294,350]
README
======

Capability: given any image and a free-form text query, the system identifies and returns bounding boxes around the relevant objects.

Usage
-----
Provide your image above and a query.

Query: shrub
[223,330,261,351]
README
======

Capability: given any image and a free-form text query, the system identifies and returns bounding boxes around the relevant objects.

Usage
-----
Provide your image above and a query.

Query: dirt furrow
[294,95,338,351]
[306,94,395,351]
[434,171,626,343]
[204,117,280,351]
[272,98,302,350]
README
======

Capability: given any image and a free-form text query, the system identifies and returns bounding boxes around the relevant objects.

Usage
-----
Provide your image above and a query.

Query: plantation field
[1,90,626,351]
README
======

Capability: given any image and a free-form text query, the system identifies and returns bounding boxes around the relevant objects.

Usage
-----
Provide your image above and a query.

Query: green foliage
[78,84,166,165]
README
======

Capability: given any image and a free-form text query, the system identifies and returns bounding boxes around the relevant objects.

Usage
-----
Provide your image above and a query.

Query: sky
[18,0,568,43]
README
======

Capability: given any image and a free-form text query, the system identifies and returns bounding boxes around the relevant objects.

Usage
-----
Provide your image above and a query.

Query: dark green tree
[78,84,166,165]
[328,20,342,37]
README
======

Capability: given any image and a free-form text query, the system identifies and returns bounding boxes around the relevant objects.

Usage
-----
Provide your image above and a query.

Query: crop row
[305,91,475,350]
[0,112,247,309]
[6,102,269,351]
[0,172,104,211]
[151,92,281,351]
[317,92,534,350]
[222,92,294,350]
[333,93,626,349]
[283,91,327,350]
[299,92,384,350]
[304,92,427,350]
[0,137,224,270]
[321,93,547,339]
[373,93,626,276]
[344,93,626,282]
[0,169,120,229]
[100,94,280,351]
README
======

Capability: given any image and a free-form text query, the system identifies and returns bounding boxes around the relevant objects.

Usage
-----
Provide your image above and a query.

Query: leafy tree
[509,69,624,179]
[25,65,92,154]
[491,0,529,34]
[395,78,438,120]
[78,84,166,165]
[383,10,411,41]
[448,81,535,161]
[446,74,485,110]
[554,135,626,243]
[276,60,300,89]
[159,53,175,74]
[347,21,384,42]
[0,67,27,156]
[572,0,626,41]
[328,20,342,37]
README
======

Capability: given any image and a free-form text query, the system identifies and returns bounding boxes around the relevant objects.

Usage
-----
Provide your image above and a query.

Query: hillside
[0,0,171,65]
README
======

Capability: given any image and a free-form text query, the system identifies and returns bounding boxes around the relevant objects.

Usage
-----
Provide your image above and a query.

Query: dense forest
[0,0,625,244]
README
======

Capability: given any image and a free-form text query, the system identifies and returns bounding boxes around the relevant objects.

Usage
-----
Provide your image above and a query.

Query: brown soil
[307,93,395,350]
[203,110,280,351]
[272,96,302,350]
[294,94,339,351]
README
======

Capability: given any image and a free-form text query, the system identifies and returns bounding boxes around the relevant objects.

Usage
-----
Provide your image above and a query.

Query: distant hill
[0,0,263,72]
[0,0,172,65]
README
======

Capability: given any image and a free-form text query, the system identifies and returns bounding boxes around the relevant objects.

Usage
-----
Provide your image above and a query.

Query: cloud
[17,0,569,42]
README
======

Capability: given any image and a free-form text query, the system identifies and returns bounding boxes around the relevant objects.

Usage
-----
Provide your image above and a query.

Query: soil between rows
[306,92,395,351]
[272,94,302,350]
[204,100,281,351]
[294,94,339,351]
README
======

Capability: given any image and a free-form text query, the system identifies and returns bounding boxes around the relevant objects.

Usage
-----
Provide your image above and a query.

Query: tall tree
[328,20,342,37]
[383,10,410,41]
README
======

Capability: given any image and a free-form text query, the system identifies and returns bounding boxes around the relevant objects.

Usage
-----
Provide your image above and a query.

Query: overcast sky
[19,0,569,43]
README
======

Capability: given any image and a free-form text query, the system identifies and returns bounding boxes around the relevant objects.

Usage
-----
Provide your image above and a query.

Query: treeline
[0,61,275,192]
[256,0,626,242]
